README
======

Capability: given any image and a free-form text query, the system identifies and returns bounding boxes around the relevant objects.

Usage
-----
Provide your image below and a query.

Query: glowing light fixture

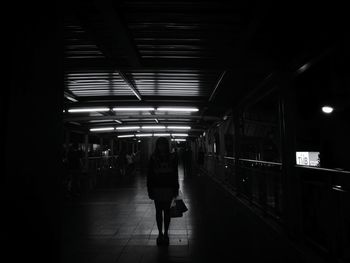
[68,107,110,113]
[322,106,334,114]
[171,133,188,137]
[142,125,166,129]
[112,107,155,111]
[156,107,199,112]
[297,63,310,73]
[90,127,114,132]
[167,126,191,130]
[153,133,171,136]
[115,126,140,130]
[135,134,153,137]
[114,120,122,124]
[117,134,134,138]
[172,138,186,142]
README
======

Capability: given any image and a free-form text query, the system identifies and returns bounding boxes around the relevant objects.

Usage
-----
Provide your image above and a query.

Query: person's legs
[162,201,172,243]
[154,201,163,236]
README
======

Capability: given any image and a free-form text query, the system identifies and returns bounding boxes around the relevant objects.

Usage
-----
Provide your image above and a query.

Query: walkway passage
[61,165,313,263]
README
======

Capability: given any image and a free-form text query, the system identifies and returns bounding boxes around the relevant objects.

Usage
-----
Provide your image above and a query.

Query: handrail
[87,155,119,160]
[295,165,350,174]
[238,158,282,166]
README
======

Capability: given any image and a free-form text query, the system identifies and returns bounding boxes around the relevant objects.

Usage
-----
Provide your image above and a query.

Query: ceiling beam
[93,0,142,67]
[117,70,142,101]
[209,71,226,102]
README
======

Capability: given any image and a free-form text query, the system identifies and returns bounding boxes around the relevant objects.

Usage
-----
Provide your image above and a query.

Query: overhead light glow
[90,127,114,132]
[115,126,140,130]
[322,106,334,114]
[68,107,110,113]
[135,134,153,137]
[167,126,191,130]
[172,138,186,142]
[171,133,188,137]
[142,125,166,129]
[153,133,171,136]
[156,107,199,112]
[117,134,135,138]
[112,107,155,111]
[297,63,310,73]
[66,96,78,102]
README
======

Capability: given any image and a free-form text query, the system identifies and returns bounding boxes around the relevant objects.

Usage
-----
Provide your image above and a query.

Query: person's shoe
[156,233,164,246]
[163,234,169,246]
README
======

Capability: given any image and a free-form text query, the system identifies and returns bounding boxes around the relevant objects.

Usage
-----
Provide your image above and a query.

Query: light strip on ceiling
[172,138,186,142]
[68,107,110,113]
[112,107,155,111]
[115,126,140,130]
[153,133,171,136]
[117,134,135,138]
[171,133,189,137]
[90,127,114,132]
[142,125,166,129]
[135,134,153,137]
[167,126,191,130]
[114,120,122,124]
[156,107,199,112]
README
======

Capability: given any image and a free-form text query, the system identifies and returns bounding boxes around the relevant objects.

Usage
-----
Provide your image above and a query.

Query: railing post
[278,73,302,240]
[233,110,242,196]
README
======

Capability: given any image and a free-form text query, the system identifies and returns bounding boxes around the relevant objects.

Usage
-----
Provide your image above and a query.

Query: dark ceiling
[63,0,344,138]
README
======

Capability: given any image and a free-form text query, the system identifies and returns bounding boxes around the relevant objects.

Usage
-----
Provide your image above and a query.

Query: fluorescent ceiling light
[114,120,122,124]
[171,133,188,137]
[89,119,114,123]
[90,127,114,132]
[167,126,191,130]
[68,107,110,113]
[66,96,78,102]
[118,134,135,138]
[322,106,333,114]
[115,126,140,130]
[153,133,171,136]
[172,138,186,142]
[112,107,155,111]
[135,134,153,137]
[142,125,166,129]
[156,107,199,112]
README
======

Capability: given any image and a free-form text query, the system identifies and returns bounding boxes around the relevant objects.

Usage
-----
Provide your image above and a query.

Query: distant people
[184,146,192,177]
[67,142,83,196]
[198,146,204,166]
[147,137,179,246]
[126,150,134,174]
[117,148,127,176]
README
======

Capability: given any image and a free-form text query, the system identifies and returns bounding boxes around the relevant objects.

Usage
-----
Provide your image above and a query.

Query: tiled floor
[61,164,316,263]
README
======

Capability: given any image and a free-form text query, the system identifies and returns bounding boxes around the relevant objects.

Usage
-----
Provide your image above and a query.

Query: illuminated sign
[296,152,320,166]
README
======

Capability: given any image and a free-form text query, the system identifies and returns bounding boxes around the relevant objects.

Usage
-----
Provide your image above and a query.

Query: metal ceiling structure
[63,0,341,139]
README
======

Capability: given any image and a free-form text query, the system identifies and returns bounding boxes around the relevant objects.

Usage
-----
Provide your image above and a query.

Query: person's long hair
[154,137,170,157]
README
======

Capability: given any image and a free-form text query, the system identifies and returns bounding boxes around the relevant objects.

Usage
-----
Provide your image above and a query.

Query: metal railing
[201,154,350,262]
[202,154,283,221]
[296,165,350,261]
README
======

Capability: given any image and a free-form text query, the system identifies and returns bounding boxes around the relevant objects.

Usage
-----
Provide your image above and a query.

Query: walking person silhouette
[147,137,179,246]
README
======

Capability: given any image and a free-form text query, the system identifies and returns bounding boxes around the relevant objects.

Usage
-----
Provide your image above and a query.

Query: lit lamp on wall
[322,105,334,114]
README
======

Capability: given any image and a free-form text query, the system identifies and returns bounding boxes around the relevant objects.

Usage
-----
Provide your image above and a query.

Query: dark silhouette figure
[147,137,179,246]
[117,147,127,177]
[198,146,204,166]
[66,142,83,196]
